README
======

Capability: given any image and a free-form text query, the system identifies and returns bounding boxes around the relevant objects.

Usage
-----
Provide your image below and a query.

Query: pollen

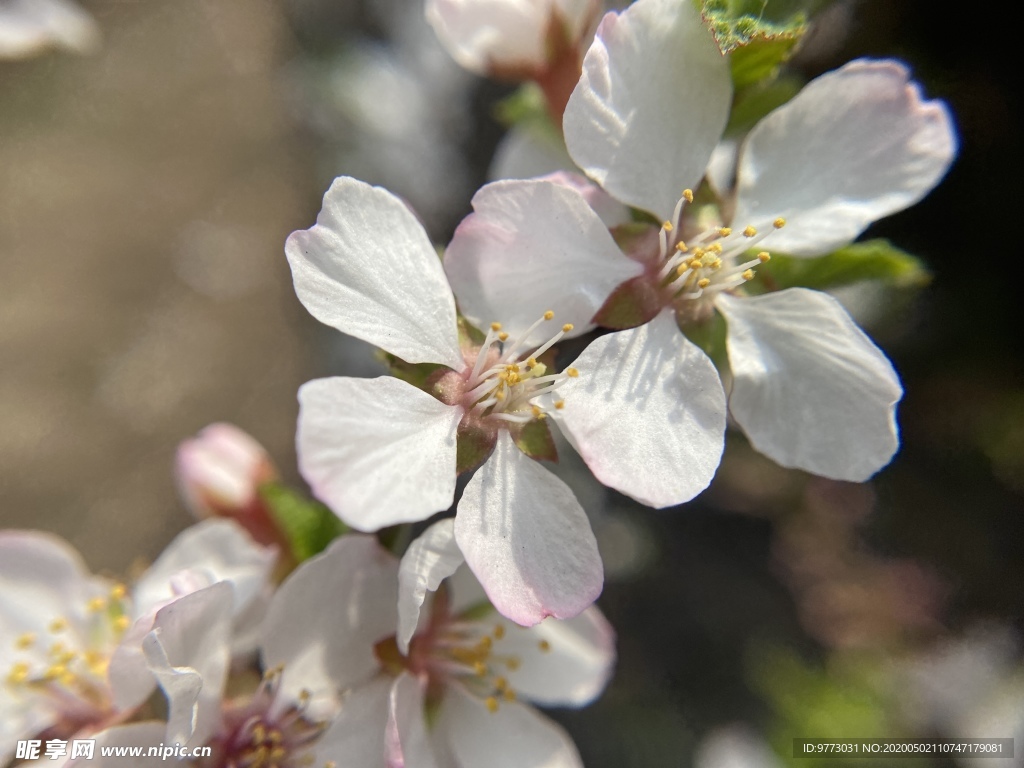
[742,269,755,281]
[697,278,711,289]
[743,225,757,237]
[110,584,127,601]
[773,217,786,229]
[675,241,688,252]
[503,689,517,702]
[7,661,30,686]
[490,322,502,331]
[543,310,554,320]
[113,615,131,633]
[562,323,573,333]
[682,189,694,203]
[493,624,505,639]
[566,368,579,378]
[662,221,673,231]
[49,617,68,634]
[758,251,771,262]
[498,331,509,342]
[718,227,732,237]
[526,357,537,368]
[15,632,35,650]
[538,639,551,653]
[485,696,499,713]
[87,596,106,612]
[554,400,565,410]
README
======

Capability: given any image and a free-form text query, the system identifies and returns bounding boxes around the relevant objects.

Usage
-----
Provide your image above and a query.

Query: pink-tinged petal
[454,431,603,626]
[564,0,730,221]
[397,519,464,655]
[286,177,464,370]
[65,723,170,768]
[733,59,957,256]
[493,606,615,707]
[133,518,276,619]
[385,673,438,768]
[261,537,398,702]
[437,684,584,768]
[175,422,278,519]
[0,0,100,59]
[309,676,392,768]
[445,178,640,345]
[558,310,727,507]
[297,377,461,531]
[0,531,109,653]
[142,582,233,747]
[541,171,632,228]
[426,0,593,76]
[717,289,903,481]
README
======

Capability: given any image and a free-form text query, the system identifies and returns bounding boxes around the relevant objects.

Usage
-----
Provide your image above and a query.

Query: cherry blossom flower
[445,0,957,482]
[0,0,99,59]
[0,519,276,763]
[175,423,289,553]
[285,175,725,624]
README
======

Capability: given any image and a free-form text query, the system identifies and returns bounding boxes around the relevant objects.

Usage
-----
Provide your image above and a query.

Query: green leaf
[729,32,801,89]
[260,482,349,562]
[751,239,932,293]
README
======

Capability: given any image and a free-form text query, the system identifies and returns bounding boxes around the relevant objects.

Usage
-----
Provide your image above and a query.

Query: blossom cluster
[2,0,957,764]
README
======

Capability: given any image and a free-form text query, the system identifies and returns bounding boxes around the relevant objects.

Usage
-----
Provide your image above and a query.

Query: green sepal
[379,351,445,391]
[260,482,349,563]
[679,310,730,367]
[456,421,498,476]
[730,32,801,89]
[726,75,802,135]
[594,275,663,330]
[750,239,932,294]
[700,0,818,54]
[494,83,558,135]
[511,418,558,463]
[457,315,486,350]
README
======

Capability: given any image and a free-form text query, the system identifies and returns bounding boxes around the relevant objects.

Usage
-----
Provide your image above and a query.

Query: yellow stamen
[662,221,673,231]
[561,323,573,333]
[773,217,786,229]
[48,618,68,634]
[15,632,35,650]
[490,322,502,331]
[743,225,757,237]
[758,251,771,263]
[7,661,30,686]
[675,241,688,252]
[697,278,711,289]
[554,400,565,410]
[503,689,517,702]
[485,696,499,713]
[538,639,551,653]
[742,269,755,281]
[543,310,554,320]
[498,332,509,342]
[526,357,537,368]
[87,596,106,613]
[493,624,505,639]
[566,368,579,378]
[110,584,127,601]
[494,676,508,691]
[114,615,131,632]
[718,227,732,237]
[682,189,694,203]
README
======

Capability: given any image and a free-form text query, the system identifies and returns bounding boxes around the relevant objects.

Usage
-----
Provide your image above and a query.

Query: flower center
[4,584,132,734]
[459,311,579,425]
[200,668,325,768]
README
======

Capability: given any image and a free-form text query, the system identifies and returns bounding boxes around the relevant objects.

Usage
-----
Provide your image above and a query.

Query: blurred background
[0,0,1020,766]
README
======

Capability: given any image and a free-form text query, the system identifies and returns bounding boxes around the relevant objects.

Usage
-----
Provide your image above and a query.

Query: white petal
[0,531,109,654]
[695,725,784,768]
[438,685,583,768]
[557,311,727,507]
[488,125,575,183]
[718,289,903,481]
[133,518,276,618]
[455,431,603,626]
[563,0,730,221]
[493,606,615,707]
[444,178,640,345]
[386,673,438,768]
[309,676,392,768]
[286,176,464,369]
[260,536,398,701]
[297,376,461,531]
[426,0,550,75]
[143,582,234,747]
[0,0,99,59]
[733,59,957,256]
[397,519,464,655]
[65,723,170,768]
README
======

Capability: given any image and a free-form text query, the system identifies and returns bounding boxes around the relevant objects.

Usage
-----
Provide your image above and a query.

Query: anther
[498,332,509,342]
[554,400,565,410]
[561,324,573,333]
[15,632,35,650]
[758,251,771,262]
[87,597,106,612]
[697,278,711,289]
[114,616,131,632]
[742,269,755,281]
[49,618,68,634]
[662,221,673,231]
[490,322,502,331]
[538,640,551,652]
[110,584,127,601]
[675,241,688,252]
[493,624,505,639]
[543,310,554,320]
[773,217,786,229]
[566,368,579,378]
[743,226,757,237]
[503,689,517,702]
[485,696,499,713]
[718,227,732,237]
[683,189,694,203]
[7,661,29,686]
[526,357,537,368]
